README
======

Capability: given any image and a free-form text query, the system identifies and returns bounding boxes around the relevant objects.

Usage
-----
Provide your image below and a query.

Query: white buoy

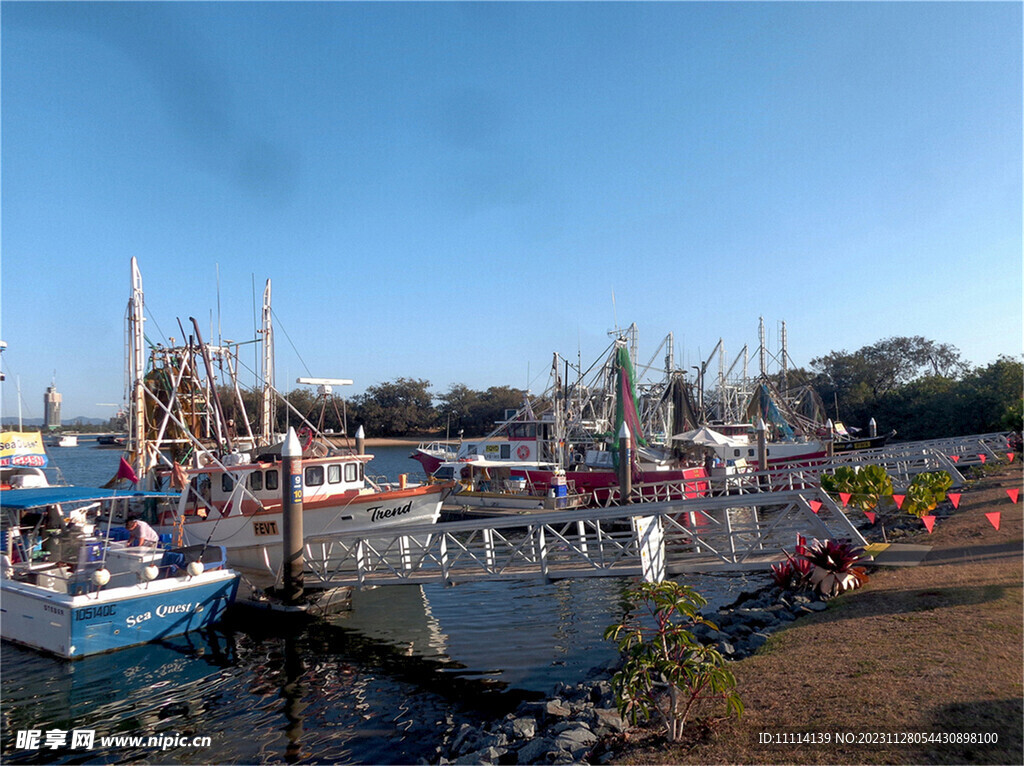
[186,561,204,577]
[143,565,160,581]
[92,568,111,586]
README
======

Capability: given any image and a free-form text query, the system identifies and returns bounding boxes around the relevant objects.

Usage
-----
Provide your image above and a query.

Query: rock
[734,608,774,627]
[553,725,597,758]
[507,716,537,740]
[454,746,506,765]
[544,698,572,720]
[775,609,796,622]
[747,632,770,652]
[592,708,627,733]
[450,724,478,756]
[716,639,736,656]
[515,737,557,764]
[805,601,828,611]
[590,681,614,707]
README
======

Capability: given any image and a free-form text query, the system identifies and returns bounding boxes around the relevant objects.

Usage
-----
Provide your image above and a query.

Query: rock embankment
[435,582,833,765]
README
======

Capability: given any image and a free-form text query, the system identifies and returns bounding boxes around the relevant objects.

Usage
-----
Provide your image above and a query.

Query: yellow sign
[0,431,48,467]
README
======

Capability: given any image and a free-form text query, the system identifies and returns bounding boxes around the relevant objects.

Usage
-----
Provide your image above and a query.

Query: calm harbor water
[2,441,764,764]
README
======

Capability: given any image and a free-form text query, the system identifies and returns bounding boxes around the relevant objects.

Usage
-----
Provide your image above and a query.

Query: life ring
[297,427,314,451]
[516,445,530,460]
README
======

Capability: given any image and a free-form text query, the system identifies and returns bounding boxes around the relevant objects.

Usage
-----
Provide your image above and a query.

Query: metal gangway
[272,488,864,590]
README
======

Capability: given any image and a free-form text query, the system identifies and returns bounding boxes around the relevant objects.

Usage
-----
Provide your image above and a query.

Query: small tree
[604,581,743,742]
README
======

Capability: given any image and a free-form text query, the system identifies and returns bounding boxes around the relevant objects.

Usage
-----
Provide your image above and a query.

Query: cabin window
[466,444,478,456]
[305,466,324,487]
[265,470,279,490]
[222,474,234,492]
[249,472,263,492]
[344,463,358,482]
[500,444,511,459]
[747,449,755,457]
[328,464,342,484]
[733,449,740,458]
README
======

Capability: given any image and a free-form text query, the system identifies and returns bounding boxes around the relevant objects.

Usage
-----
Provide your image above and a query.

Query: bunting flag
[1007,488,1020,504]
[865,511,876,524]
[839,492,851,507]
[950,455,960,463]
[893,494,905,509]
[809,500,822,514]
[947,492,961,509]
[116,457,139,484]
[985,512,1001,531]
[979,454,987,464]
[1008,453,1016,463]
[922,515,936,533]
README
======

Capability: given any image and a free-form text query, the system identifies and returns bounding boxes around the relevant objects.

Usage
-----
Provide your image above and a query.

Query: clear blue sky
[2,1,1021,422]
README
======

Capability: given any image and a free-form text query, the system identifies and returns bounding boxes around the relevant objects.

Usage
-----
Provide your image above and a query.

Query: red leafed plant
[798,539,869,598]
[770,555,814,590]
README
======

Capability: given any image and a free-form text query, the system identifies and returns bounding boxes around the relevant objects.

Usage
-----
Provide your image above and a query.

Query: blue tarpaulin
[0,486,179,511]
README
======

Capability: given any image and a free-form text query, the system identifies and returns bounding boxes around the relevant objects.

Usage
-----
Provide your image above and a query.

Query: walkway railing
[289,488,864,589]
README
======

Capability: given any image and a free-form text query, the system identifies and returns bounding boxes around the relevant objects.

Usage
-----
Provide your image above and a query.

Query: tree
[352,378,435,437]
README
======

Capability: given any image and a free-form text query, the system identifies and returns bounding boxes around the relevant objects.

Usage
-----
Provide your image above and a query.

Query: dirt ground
[605,462,1023,765]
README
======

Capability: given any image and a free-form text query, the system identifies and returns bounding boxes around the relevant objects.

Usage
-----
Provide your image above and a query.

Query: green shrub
[604,581,743,742]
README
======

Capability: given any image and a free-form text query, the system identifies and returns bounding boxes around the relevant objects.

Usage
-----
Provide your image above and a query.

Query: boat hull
[1,570,238,659]
[518,466,710,505]
[163,484,448,572]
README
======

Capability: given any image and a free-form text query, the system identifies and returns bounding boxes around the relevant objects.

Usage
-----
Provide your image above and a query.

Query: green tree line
[796,336,1021,441]
[120,335,1018,441]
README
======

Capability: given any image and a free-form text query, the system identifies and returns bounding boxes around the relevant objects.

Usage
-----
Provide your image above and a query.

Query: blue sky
[2,1,1021,421]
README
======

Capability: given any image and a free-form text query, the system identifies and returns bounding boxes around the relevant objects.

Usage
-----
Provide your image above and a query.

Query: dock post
[869,418,877,438]
[617,422,633,503]
[282,427,305,604]
[756,418,768,491]
[355,425,365,455]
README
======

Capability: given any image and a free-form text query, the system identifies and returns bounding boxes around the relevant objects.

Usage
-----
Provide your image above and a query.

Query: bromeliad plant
[799,539,869,598]
[604,581,743,743]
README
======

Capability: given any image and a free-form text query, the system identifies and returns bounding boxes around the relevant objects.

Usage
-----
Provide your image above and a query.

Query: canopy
[670,426,740,447]
[0,486,179,511]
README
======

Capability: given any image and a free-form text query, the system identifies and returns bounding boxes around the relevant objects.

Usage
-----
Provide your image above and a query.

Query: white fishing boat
[45,434,79,448]
[431,459,587,512]
[1,485,238,659]
[116,258,451,576]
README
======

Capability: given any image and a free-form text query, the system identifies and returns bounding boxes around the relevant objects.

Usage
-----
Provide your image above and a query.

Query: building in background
[44,381,62,430]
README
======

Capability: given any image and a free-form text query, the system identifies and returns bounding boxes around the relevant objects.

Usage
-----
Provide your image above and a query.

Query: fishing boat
[1,485,238,659]
[414,341,711,506]
[117,258,450,575]
[45,434,78,448]
[432,459,587,512]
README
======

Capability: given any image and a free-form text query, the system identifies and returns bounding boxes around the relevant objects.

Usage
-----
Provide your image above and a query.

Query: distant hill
[1,416,109,426]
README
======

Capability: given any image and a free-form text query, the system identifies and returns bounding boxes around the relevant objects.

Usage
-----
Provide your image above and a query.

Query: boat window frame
[305,465,325,487]
[249,471,264,492]
[344,462,358,483]
[265,469,279,491]
[328,464,342,484]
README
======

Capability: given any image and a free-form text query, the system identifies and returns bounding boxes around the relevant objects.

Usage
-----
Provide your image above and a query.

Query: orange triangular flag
[922,515,936,533]
[979,454,987,464]
[985,512,1001,531]
[809,500,822,514]
[839,492,851,507]
[948,492,961,509]
[1009,453,1016,463]
[950,455,960,463]
[1007,488,1020,504]
[865,511,876,524]
[893,494,905,509]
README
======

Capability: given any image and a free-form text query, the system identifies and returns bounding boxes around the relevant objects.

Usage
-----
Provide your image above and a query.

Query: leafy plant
[799,539,869,598]
[604,581,743,742]
[901,471,954,518]
[820,464,894,512]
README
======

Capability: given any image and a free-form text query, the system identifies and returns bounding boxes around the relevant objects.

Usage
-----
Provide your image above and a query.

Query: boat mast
[260,279,275,444]
[128,257,148,480]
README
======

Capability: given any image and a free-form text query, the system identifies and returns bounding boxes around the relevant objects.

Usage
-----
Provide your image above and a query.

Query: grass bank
[606,463,1023,765]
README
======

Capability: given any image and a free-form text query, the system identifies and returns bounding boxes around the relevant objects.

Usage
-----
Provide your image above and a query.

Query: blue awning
[1,486,180,511]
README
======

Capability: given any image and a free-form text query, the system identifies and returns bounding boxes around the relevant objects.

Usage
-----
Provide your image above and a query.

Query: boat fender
[186,561,204,577]
[142,565,160,581]
[92,568,111,586]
